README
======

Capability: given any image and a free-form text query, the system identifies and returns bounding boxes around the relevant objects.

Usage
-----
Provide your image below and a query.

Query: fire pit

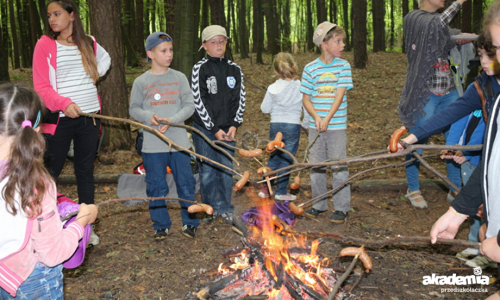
[195,198,368,300]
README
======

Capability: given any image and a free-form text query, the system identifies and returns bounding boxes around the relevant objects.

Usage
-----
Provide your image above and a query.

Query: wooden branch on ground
[78,112,242,177]
[245,78,266,93]
[284,230,480,249]
[328,254,359,300]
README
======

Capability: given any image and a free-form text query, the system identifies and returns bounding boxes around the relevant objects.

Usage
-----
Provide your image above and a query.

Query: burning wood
[196,205,344,300]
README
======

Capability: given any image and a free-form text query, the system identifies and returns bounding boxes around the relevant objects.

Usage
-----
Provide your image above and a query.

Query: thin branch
[411,150,460,192]
[78,112,242,177]
[274,146,299,165]
[245,78,267,93]
[328,254,359,300]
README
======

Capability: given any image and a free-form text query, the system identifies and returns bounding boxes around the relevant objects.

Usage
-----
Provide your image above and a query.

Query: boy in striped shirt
[301,22,353,223]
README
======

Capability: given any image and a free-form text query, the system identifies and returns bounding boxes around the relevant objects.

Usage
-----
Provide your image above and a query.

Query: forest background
[0,0,496,150]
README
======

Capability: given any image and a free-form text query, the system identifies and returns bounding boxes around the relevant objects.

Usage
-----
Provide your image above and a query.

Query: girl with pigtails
[0,84,98,299]
[32,0,111,211]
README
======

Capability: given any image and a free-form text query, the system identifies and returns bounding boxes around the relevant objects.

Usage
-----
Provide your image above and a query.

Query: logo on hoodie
[227,76,236,89]
[207,76,217,94]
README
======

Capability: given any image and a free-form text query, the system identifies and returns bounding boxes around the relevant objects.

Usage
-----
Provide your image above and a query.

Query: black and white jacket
[190,55,245,134]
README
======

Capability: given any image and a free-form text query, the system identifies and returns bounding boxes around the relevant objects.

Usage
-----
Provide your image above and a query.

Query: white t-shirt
[56,41,100,117]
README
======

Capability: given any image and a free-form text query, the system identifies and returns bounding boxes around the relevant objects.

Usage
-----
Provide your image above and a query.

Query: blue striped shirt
[300,57,353,131]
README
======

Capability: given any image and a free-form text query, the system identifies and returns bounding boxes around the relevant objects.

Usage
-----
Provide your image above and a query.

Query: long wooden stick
[78,112,242,177]
[328,254,359,300]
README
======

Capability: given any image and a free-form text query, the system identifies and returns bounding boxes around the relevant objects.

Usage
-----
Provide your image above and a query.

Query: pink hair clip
[22,120,32,128]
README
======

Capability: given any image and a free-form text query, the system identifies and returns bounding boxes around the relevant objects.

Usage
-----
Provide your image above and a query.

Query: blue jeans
[461,161,483,243]
[405,89,461,192]
[0,263,63,300]
[267,123,301,195]
[192,123,235,215]
[142,151,200,230]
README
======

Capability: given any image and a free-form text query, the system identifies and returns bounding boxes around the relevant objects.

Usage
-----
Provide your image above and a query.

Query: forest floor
[10,51,498,300]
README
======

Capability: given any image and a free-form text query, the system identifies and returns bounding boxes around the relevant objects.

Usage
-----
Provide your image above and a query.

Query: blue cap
[145,32,172,62]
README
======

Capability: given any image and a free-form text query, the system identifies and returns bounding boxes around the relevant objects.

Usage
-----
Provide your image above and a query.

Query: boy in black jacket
[190,25,245,225]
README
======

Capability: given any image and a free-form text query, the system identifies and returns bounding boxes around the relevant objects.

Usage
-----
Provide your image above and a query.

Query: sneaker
[182,225,197,238]
[203,214,214,225]
[88,225,99,246]
[154,228,168,239]
[220,212,234,225]
[456,248,481,261]
[304,208,327,218]
[275,194,297,201]
[465,255,498,269]
[330,211,349,223]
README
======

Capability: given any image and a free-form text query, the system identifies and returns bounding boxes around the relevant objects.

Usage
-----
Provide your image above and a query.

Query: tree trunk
[341,0,350,50]
[230,0,239,53]
[150,0,156,32]
[135,0,144,54]
[207,0,233,60]
[253,0,264,63]
[263,0,279,55]
[0,0,10,82]
[282,0,291,52]
[330,0,338,24]
[144,0,150,37]
[306,0,314,51]
[352,0,367,68]
[175,0,195,77]
[88,0,132,151]
[18,0,32,67]
[390,0,394,50]
[123,0,139,67]
[472,0,482,34]
[402,0,409,53]
[165,0,175,36]
[372,0,385,52]
[316,0,326,23]
[9,0,20,69]
[192,0,202,63]
[461,0,471,32]
[28,0,42,47]
[238,0,249,58]
[38,0,47,32]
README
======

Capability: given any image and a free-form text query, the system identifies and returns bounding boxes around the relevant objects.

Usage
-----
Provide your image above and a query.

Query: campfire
[195,189,369,300]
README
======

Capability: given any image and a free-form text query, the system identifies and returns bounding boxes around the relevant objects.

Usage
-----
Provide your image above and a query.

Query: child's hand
[64,103,82,119]
[76,203,98,227]
[151,114,160,126]
[158,117,171,133]
[225,126,237,141]
[440,150,456,160]
[319,119,329,132]
[313,116,322,132]
[452,151,466,164]
[215,129,226,141]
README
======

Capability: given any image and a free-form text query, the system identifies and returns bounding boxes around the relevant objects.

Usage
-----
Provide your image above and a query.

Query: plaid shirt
[429,2,461,95]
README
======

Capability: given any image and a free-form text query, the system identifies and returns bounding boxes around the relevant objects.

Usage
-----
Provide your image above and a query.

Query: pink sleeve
[32,36,73,113]
[30,182,84,267]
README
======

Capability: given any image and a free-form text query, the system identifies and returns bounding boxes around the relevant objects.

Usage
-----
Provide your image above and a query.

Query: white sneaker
[456,248,480,261]
[89,226,100,246]
[465,255,497,269]
[274,194,297,201]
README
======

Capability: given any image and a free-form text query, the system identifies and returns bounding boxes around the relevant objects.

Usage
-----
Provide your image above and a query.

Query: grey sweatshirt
[260,79,302,124]
[129,69,194,153]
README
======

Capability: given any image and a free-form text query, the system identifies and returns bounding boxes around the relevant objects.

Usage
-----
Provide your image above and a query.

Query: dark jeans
[44,116,100,205]
[142,151,200,230]
[192,123,235,215]
[266,123,301,195]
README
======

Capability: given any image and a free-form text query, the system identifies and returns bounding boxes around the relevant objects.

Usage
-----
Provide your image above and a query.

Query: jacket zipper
[37,211,56,232]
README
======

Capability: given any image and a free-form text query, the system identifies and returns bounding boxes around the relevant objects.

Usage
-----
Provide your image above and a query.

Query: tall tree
[122,0,139,66]
[192,0,201,62]
[472,0,483,34]
[28,0,42,45]
[352,0,367,68]
[253,0,264,63]
[402,0,409,53]
[282,0,291,52]
[174,0,196,77]
[390,0,394,50]
[9,0,20,69]
[306,0,314,51]
[330,0,338,24]
[263,0,279,55]
[18,0,32,67]
[461,0,472,32]
[230,0,239,52]
[372,0,385,52]
[88,0,132,150]
[0,0,10,82]
[135,0,144,54]
[316,0,326,23]
[341,0,350,50]
[144,0,150,37]
[38,0,47,32]
[165,0,176,36]
[150,0,156,32]
[238,0,249,58]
